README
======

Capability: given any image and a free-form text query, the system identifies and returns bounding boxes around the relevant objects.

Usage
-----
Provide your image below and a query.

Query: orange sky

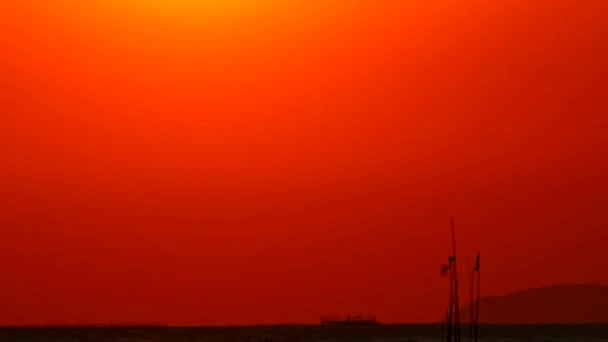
[1,0,607,325]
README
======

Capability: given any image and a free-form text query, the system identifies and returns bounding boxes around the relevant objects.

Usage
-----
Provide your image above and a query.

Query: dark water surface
[1,325,608,341]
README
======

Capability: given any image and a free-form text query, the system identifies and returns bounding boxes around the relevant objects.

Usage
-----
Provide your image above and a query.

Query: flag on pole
[441,264,451,276]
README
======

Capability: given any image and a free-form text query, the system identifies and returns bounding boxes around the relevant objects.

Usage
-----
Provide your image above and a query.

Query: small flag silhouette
[473,253,480,272]
[440,264,450,276]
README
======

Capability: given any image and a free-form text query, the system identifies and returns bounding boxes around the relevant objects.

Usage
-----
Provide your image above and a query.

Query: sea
[1,325,607,342]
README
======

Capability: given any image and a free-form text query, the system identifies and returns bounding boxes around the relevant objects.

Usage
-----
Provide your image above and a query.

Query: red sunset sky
[1,0,607,326]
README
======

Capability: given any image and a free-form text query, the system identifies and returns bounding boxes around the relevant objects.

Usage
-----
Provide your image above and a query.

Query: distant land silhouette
[458,284,608,324]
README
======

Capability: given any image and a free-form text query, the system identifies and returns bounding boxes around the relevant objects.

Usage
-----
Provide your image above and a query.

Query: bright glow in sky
[115,0,269,17]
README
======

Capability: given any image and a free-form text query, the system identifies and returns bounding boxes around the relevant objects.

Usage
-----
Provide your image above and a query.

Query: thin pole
[474,253,481,342]
[451,219,459,281]
[447,261,454,342]
[454,279,461,342]
[451,219,461,342]
[469,268,474,342]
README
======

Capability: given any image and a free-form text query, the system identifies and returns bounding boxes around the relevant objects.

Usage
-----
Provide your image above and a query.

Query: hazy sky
[1,0,607,325]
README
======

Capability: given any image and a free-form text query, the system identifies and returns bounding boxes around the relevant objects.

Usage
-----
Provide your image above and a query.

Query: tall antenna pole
[474,253,481,342]
[469,266,475,342]
[454,279,461,342]
[451,218,461,342]
[447,257,454,342]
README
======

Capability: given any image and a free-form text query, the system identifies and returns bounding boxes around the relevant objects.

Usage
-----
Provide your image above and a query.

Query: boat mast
[451,218,461,342]
[454,279,461,342]
[447,255,454,342]
[474,253,481,342]
[469,264,475,342]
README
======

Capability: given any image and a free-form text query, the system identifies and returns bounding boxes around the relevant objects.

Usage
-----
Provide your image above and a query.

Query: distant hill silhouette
[458,284,608,324]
